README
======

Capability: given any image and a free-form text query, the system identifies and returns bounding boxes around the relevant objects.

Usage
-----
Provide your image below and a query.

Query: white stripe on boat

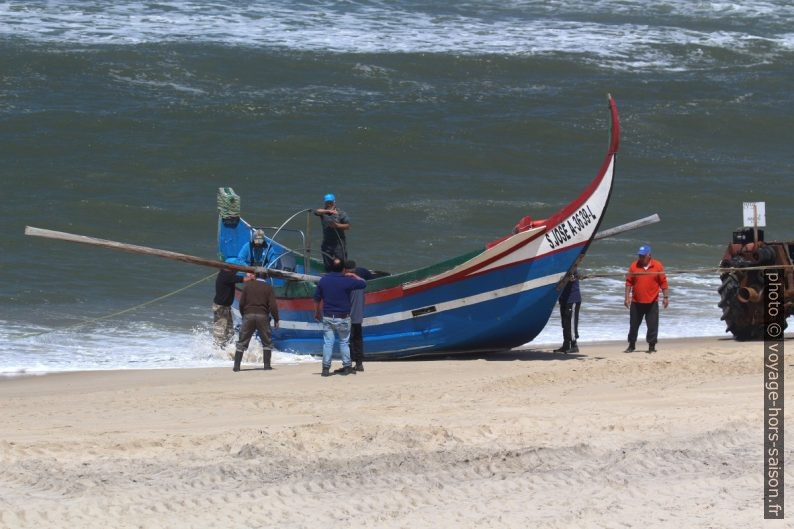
[278,271,565,331]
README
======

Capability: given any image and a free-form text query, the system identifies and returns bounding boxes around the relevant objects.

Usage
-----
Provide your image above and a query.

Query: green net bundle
[217,187,241,218]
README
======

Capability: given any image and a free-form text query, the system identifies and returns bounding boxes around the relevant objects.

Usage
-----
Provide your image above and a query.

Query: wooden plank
[593,214,660,241]
[24,226,322,283]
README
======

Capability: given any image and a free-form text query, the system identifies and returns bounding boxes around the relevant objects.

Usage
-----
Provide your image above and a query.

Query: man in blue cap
[314,193,351,271]
[624,244,669,353]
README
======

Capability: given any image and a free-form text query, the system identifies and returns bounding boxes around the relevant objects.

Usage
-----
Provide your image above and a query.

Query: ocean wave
[0,319,318,375]
[0,1,791,71]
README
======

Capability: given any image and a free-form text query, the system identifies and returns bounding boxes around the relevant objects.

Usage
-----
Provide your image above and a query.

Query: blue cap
[638,245,652,255]
[324,193,335,203]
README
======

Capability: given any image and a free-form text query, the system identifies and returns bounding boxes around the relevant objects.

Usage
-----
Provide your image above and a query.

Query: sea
[1,0,793,375]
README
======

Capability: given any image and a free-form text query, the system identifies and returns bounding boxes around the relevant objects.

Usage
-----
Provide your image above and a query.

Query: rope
[263,208,313,270]
[16,272,217,339]
[580,263,794,280]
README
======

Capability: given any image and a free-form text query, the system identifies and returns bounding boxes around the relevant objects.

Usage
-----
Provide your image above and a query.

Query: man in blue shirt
[313,258,367,377]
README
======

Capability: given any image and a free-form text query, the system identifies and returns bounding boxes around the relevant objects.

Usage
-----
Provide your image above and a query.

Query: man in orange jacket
[624,245,669,353]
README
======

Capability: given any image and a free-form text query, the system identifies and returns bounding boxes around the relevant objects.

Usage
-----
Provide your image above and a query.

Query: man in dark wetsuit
[313,193,350,271]
[212,258,247,348]
[233,270,280,372]
[344,259,373,372]
[553,269,581,354]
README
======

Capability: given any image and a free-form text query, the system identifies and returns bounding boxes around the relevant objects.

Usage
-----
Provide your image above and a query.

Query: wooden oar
[24,226,322,283]
[593,214,660,241]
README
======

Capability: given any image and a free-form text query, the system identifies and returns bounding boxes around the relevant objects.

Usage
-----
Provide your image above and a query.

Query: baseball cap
[638,244,652,255]
[324,193,335,203]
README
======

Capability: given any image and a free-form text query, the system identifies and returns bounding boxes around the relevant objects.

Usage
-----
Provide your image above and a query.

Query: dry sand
[0,336,790,528]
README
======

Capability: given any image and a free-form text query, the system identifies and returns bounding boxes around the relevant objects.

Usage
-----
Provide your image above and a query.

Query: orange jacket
[626,258,668,303]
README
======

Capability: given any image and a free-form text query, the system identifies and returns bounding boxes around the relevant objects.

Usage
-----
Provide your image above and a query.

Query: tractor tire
[718,273,763,340]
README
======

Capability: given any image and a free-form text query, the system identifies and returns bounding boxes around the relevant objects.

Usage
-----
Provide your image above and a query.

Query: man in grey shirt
[314,193,350,271]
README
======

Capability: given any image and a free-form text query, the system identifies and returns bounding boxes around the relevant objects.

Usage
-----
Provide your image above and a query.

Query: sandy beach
[0,336,789,528]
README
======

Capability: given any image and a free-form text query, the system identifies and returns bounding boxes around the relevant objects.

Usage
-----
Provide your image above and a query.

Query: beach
[0,336,788,528]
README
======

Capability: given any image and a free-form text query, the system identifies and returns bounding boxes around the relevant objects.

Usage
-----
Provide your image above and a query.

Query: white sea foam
[0,1,791,71]
[1,267,732,373]
[0,319,318,376]
[532,270,727,345]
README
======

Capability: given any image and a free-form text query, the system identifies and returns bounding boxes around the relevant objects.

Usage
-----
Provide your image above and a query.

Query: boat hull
[270,244,583,356]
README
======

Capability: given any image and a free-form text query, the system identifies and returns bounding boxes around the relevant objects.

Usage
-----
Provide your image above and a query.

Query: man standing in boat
[233,270,280,372]
[313,193,350,271]
[237,228,273,268]
[624,245,669,353]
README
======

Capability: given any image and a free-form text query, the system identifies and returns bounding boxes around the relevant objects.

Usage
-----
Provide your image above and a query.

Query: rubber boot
[263,349,273,370]
[233,350,243,372]
[553,341,570,353]
[355,361,364,372]
[568,341,579,353]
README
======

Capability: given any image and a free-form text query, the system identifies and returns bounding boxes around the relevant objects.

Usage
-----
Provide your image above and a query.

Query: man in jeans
[313,258,367,377]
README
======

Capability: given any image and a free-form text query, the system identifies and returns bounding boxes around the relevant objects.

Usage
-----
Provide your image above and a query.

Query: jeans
[322,316,351,368]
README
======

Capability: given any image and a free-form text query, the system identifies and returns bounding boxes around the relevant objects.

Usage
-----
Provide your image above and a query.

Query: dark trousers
[236,314,273,353]
[628,301,659,345]
[350,323,363,363]
[559,302,581,344]
[321,242,347,271]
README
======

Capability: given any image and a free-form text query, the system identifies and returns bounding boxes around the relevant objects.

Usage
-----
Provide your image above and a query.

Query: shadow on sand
[381,348,594,363]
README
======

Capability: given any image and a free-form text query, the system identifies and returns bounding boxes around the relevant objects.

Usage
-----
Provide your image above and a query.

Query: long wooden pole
[305,211,311,275]
[592,213,660,241]
[24,226,322,283]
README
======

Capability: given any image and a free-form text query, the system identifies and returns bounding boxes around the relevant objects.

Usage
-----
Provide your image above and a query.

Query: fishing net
[217,187,240,219]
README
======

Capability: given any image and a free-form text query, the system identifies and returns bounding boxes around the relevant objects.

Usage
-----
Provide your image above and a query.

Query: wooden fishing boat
[217,96,620,358]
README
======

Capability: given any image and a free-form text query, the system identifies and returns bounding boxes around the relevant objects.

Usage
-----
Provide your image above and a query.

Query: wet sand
[0,336,790,528]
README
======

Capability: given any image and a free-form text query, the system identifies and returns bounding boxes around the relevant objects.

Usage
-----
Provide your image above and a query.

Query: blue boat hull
[269,247,580,357]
